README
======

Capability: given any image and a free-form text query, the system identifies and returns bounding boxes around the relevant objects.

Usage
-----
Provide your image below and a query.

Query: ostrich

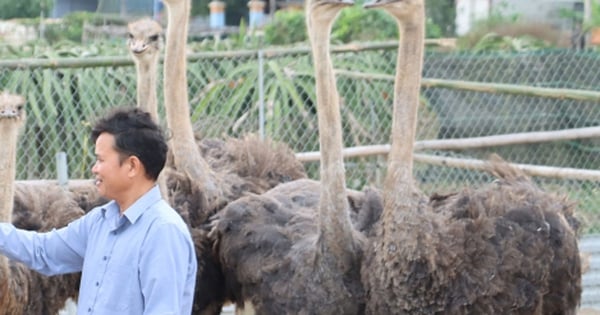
[360,0,581,314]
[127,17,163,122]
[0,92,84,315]
[0,91,31,315]
[159,0,306,313]
[209,0,369,313]
[126,17,171,197]
[160,0,305,218]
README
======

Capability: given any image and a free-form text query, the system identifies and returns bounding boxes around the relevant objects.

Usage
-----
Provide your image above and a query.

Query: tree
[0,0,51,19]
[426,0,455,36]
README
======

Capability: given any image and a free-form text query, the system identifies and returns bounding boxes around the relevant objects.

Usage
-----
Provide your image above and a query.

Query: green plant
[587,0,600,30]
[264,9,307,46]
[332,6,398,43]
[470,33,553,52]
[263,5,444,46]
[0,0,51,19]
[456,4,525,50]
[425,0,455,36]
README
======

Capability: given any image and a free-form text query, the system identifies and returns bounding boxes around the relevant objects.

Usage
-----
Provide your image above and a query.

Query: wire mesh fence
[2,43,600,232]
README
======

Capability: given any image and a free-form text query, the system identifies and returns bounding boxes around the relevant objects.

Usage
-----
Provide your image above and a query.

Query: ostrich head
[127,18,163,62]
[364,0,424,20]
[306,0,354,32]
[0,91,26,128]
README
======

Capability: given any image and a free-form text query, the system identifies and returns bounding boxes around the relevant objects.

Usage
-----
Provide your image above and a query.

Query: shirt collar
[101,185,162,227]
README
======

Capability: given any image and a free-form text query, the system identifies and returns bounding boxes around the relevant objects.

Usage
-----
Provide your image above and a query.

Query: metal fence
[2,43,600,233]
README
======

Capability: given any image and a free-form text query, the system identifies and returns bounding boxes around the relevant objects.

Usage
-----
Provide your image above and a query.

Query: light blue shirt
[0,185,197,315]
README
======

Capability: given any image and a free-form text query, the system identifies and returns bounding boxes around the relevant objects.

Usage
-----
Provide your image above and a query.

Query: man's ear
[127,155,145,178]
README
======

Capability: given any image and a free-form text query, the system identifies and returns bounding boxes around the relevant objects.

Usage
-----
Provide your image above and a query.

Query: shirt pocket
[99,261,138,312]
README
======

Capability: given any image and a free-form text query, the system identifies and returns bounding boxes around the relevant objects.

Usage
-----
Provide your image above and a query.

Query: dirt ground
[580,308,600,315]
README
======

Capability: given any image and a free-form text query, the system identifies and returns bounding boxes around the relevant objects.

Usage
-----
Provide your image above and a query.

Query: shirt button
[88,307,92,312]
[103,256,108,261]
[95,282,99,286]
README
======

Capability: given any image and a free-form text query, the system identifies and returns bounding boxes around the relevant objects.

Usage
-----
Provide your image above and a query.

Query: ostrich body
[0,92,84,315]
[360,1,581,314]
[127,17,163,122]
[209,0,367,313]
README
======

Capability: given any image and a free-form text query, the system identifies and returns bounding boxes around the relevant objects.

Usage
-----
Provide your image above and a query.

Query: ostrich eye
[127,33,134,39]
[149,35,159,42]
[16,105,23,111]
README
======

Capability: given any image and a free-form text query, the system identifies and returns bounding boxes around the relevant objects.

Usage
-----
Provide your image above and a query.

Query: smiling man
[0,107,197,314]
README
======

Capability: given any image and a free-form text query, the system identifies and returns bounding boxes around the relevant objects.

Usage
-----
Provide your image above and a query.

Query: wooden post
[56,152,68,189]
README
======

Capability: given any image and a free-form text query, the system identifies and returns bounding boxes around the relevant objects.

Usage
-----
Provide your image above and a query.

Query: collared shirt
[0,185,197,315]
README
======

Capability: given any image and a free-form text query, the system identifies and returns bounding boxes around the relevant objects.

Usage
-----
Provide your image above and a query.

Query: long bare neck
[384,9,425,199]
[0,122,17,222]
[164,0,217,197]
[309,16,355,258]
[135,57,159,122]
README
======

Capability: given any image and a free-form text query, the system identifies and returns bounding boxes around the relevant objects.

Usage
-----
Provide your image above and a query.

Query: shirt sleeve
[139,222,196,315]
[0,212,90,276]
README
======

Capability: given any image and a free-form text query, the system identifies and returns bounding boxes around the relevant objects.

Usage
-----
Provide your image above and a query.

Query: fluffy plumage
[207,0,370,312]
[210,179,367,314]
[167,135,307,314]
[362,159,581,314]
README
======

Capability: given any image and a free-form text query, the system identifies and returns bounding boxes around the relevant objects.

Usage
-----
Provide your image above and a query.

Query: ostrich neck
[164,0,216,197]
[382,10,425,239]
[135,58,159,122]
[384,13,425,196]
[309,23,355,259]
[0,123,17,222]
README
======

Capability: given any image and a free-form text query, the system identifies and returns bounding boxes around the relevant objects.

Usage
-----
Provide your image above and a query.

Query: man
[0,107,197,314]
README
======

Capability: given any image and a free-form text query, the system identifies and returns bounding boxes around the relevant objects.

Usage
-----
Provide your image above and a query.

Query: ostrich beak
[130,43,148,55]
[364,0,400,9]
[0,111,20,118]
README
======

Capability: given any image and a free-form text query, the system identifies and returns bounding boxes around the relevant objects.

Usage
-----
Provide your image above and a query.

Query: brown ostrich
[360,0,581,314]
[127,17,163,122]
[0,92,84,315]
[126,17,171,197]
[208,0,369,313]
[165,134,306,315]
[159,0,306,313]
[0,91,31,315]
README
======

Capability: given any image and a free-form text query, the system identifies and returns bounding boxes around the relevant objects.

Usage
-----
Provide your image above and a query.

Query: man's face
[91,133,132,201]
